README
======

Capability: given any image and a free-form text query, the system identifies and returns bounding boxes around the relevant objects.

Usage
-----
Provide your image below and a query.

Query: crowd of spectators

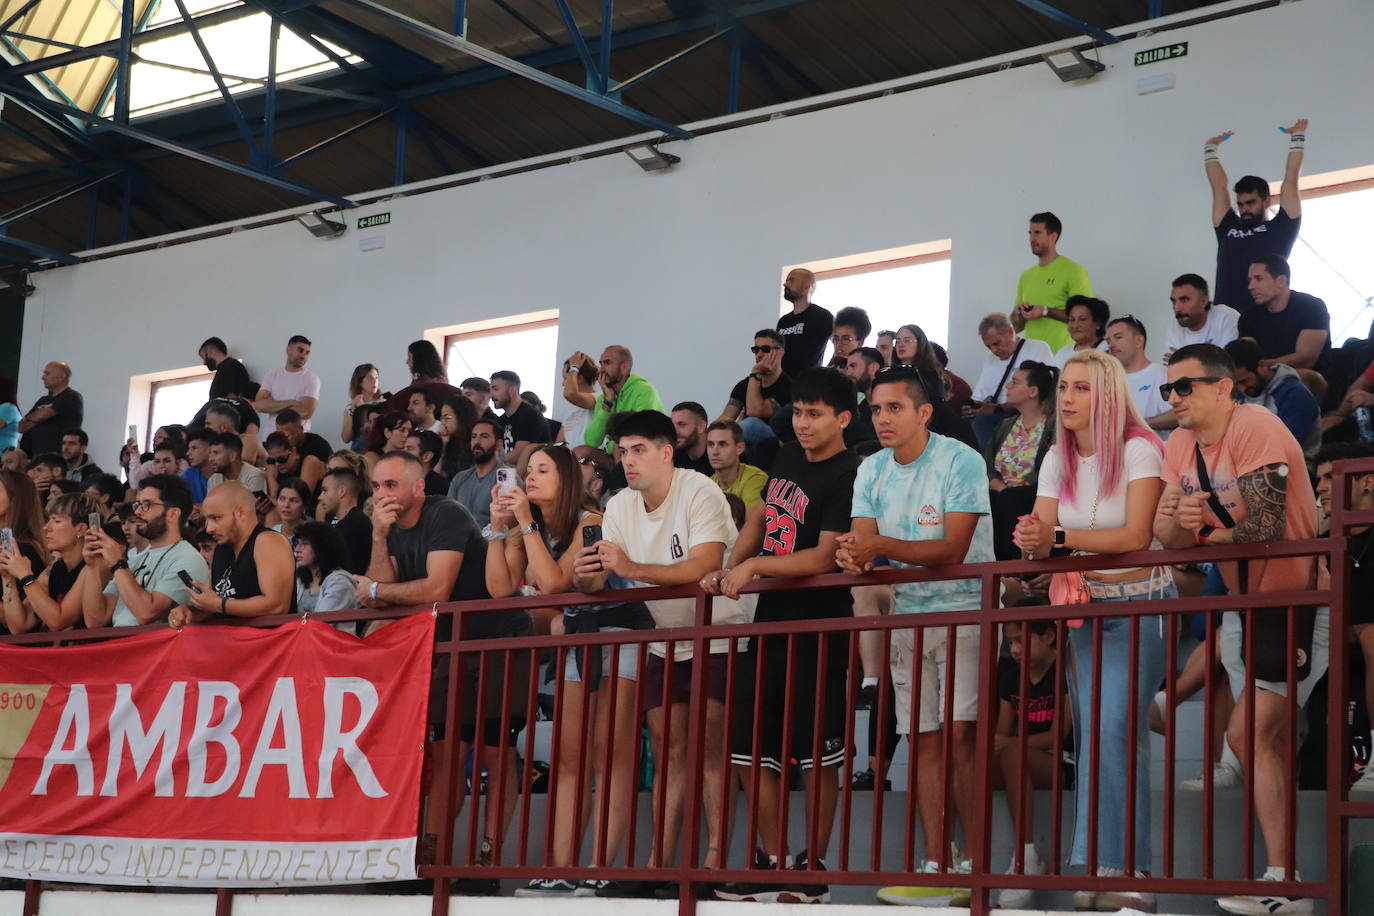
[0,119,1364,915]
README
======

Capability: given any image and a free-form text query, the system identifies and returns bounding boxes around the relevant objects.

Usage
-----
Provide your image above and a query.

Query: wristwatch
[1197,525,1216,543]
[521,520,542,536]
[369,581,379,601]
[111,559,130,573]
[16,573,37,589]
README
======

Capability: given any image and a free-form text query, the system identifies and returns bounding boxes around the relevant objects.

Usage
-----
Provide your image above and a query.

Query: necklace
[1355,528,1374,569]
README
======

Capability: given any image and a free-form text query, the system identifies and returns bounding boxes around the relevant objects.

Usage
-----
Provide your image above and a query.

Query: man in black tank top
[170,482,296,626]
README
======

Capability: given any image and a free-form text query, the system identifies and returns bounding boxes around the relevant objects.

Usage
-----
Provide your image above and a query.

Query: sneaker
[578,880,610,896]
[851,768,893,792]
[778,852,830,904]
[1351,766,1374,795]
[715,850,785,902]
[876,860,958,906]
[595,880,674,898]
[514,878,583,897]
[857,682,878,710]
[1217,870,1314,915]
[1179,759,1243,791]
[1076,867,1155,913]
[997,846,1046,909]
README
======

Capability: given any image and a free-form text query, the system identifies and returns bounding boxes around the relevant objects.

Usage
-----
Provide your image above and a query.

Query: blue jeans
[1067,581,1173,871]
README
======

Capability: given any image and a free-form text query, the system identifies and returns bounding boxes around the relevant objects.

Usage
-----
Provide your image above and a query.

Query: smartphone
[128,424,138,444]
[177,570,203,594]
[495,467,516,495]
[0,528,12,552]
[88,512,101,530]
[582,525,603,570]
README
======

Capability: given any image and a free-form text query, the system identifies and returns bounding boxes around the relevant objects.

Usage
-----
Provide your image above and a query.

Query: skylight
[104,1,360,118]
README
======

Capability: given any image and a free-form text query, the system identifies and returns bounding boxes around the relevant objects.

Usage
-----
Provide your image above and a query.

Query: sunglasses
[576,456,605,478]
[750,345,779,354]
[1159,376,1223,399]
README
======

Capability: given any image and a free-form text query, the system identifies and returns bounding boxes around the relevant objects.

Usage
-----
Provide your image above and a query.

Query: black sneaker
[595,880,675,898]
[857,682,878,710]
[779,852,830,904]
[851,768,892,791]
[715,850,785,902]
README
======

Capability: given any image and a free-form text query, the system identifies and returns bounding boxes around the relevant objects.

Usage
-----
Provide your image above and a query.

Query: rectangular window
[146,374,212,450]
[786,240,953,366]
[1288,173,1374,346]
[443,314,560,408]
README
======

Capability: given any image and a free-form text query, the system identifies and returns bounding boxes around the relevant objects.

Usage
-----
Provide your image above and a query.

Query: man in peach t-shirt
[1154,343,1322,916]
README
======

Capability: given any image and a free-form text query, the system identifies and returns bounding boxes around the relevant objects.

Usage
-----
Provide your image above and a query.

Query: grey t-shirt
[446,462,509,528]
[386,496,526,638]
[105,540,209,627]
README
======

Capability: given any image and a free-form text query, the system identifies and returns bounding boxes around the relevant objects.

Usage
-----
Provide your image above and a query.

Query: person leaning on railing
[1013,348,1168,913]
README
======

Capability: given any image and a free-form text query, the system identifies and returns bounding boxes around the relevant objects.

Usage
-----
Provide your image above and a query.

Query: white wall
[21,0,1374,469]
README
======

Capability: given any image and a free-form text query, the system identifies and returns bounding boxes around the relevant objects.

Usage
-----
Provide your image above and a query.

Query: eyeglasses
[750,345,779,354]
[895,336,919,345]
[830,334,857,344]
[131,500,165,513]
[1159,376,1223,399]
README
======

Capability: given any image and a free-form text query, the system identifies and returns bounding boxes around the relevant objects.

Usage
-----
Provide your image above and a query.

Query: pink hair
[1054,349,1163,508]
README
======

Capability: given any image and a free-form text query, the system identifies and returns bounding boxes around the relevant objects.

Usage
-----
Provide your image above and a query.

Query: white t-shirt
[559,406,591,448]
[601,468,754,658]
[1163,305,1240,362]
[1036,437,1163,574]
[258,367,322,431]
[972,337,1055,403]
[1051,339,1109,370]
[1125,363,1171,420]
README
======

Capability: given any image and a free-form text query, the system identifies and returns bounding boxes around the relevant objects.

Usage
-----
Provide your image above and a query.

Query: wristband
[220,595,228,616]
[1203,142,1220,163]
[1288,132,1306,151]
[369,580,379,601]
[111,559,129,573]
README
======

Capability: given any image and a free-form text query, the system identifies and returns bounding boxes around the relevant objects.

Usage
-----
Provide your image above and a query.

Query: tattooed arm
[1190,463,1290,545]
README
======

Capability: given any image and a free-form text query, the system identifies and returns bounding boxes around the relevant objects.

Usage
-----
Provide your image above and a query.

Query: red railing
[7,457,1374,916]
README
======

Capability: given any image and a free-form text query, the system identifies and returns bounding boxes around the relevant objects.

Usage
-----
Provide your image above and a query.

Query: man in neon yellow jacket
[583,345,666,449]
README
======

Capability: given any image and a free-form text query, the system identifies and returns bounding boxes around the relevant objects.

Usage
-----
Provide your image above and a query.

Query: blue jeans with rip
[1066,582,1174,871]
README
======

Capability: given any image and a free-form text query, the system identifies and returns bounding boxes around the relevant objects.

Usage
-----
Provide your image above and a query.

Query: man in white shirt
[205,431,266,495]
[574,410,752,882]
[967,313,1054,449]
[1106,316,1176,433]
[1162,274,1240,364]
[254,335,321,431]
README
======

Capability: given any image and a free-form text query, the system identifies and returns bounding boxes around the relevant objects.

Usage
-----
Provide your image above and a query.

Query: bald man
[170,482,295,626]
[581,345,666,449]
[777,267,834,376]
[19,361,83,457]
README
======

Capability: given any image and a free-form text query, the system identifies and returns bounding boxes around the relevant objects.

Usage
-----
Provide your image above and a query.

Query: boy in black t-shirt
[703,368,859,904]
[993,610,1071,910]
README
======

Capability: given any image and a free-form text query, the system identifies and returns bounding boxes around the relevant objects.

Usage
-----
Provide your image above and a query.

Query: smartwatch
[1053,527,1067,549]
[16,573,38,589]
[1198,524,1217,543]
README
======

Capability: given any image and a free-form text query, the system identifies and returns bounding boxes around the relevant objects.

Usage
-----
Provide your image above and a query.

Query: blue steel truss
[0,0,1142,267]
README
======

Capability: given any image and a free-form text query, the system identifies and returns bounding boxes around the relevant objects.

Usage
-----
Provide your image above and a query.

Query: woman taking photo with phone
[485,444,655,897]
[1012,349,1167,911]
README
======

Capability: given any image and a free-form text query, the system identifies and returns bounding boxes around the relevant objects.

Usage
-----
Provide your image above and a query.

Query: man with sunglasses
[1154,343,1322,916]
[1105,316,1176,432]
[718,330,793,456]
[79,473,207,628]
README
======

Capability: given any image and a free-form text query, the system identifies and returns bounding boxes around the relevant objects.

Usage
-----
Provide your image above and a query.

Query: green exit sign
[357,212,391,229]
[1134,41,1187,66]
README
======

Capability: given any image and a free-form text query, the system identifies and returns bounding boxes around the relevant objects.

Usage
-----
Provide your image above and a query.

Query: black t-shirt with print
[1237,290,1330,365]
[998,656,1066,738]
[500,401,550,454]
[754,442,858,622]
[1214,207,1300,311]
[777,304,834,377]
[729,373,794,417]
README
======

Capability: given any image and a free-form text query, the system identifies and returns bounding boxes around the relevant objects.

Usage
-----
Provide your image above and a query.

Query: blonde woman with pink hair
[1011,349,1167,912]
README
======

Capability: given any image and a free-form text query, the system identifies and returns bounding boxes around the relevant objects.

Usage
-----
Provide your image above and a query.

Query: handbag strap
[991,338,1027,402]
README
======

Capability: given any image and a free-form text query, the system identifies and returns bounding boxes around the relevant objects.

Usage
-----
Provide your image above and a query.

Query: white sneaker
[1074,867,1155,913]
[996,846,1045,909]
[1217,869,1314,914]
[1179,759,1243,791]
[1351,766,1374,795]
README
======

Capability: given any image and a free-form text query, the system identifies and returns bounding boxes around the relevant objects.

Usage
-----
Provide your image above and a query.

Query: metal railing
[7,457,1374,916]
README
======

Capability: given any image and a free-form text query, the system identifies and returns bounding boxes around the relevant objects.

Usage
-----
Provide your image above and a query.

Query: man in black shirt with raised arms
[1206,118,1308,312]
[1237,254,1330,371]
[777,268,833,376]
[170,482,295,626]
[355,451,529,873]
[19,361,82,457]
[704,367,860,904]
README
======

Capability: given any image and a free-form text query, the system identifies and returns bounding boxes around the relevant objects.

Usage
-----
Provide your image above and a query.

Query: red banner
[0,613,434,887]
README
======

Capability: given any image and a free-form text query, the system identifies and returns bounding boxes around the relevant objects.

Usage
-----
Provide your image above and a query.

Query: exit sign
[357,212,391,229]
[1134,41,1187,66]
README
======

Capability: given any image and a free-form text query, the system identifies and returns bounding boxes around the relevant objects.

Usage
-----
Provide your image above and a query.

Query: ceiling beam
[1008,0,1121,44]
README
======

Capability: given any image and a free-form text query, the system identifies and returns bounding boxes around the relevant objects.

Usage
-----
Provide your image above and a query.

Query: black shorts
[730,630,850,772]
[429,631,534,747]
[642,652,729,711]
